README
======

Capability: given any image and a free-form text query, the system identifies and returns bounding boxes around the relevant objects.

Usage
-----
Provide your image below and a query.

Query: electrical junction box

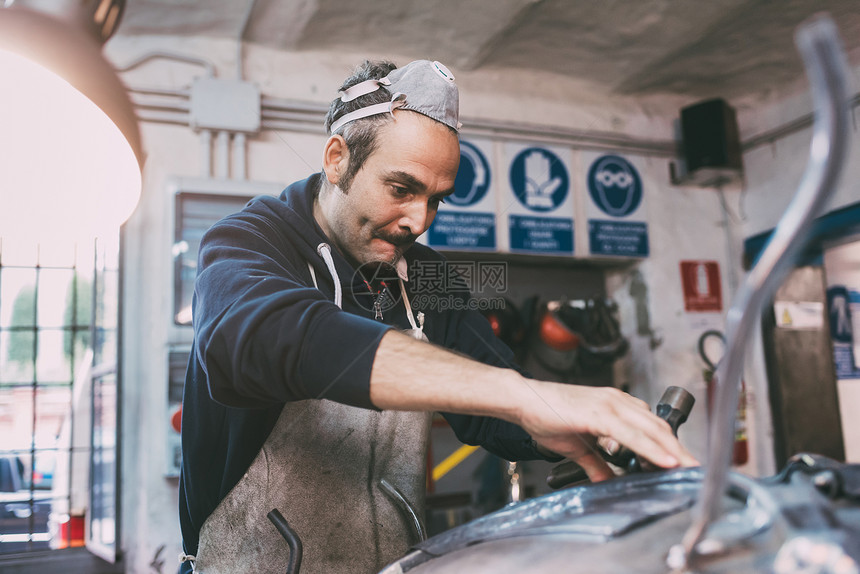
[190,77,261,133]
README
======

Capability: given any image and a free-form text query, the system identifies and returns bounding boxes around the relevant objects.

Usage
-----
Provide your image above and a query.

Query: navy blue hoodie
[179,173,549,557]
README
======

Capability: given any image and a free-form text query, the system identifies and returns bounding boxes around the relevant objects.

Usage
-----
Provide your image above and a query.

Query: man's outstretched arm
[370,329,697,482]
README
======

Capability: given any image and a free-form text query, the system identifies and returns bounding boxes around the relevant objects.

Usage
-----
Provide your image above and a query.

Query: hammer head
[656,386,696,434]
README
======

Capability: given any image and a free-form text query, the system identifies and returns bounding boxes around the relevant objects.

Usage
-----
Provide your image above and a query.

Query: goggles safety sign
[584,153,649,257]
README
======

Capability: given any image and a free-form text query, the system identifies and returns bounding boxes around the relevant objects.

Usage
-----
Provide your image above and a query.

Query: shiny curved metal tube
[678,14,852,566]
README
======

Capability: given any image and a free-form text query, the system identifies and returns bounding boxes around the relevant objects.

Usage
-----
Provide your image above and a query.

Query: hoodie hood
[241,173,418,329]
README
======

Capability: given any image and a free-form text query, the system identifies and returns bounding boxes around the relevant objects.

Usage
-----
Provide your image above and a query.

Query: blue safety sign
[589,220,649,257]
[428,138,496,250]
[828,286,853,343]
[833,345,858,378]
[828,285,860,379]
[428,212,495,250]
[450,140,491,207]
[587,155,642,217]
[509,147,569,212]
[509,215,573,254]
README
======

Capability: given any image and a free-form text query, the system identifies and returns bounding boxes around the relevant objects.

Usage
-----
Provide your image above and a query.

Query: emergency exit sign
[680,260,722,312]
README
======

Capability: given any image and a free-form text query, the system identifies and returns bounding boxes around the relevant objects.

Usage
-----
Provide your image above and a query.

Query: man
[178,59,695,574]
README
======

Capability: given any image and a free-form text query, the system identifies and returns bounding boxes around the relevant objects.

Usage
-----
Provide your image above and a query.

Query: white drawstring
[399,280,427,341]
[316,243,342,309]
[307,261,318,289]
[310,246,425,340]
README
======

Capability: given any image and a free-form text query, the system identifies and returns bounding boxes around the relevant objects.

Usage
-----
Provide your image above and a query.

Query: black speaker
[680,98,742,173]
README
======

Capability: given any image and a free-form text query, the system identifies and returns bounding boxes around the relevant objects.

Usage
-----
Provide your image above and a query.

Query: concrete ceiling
[117,0,860,106]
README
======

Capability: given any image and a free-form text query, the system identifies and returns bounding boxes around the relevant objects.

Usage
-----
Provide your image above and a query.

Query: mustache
[375,230,418,247]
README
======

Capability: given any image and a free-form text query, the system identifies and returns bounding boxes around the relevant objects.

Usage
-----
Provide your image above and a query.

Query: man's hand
[516,382,698,482]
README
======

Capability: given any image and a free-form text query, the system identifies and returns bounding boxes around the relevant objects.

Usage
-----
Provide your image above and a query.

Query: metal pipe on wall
[117,51,216,77]
[130,97,191,114]
[200,129,212,178]
[134,109,189,126]
[235,0,257,82]
[233,132,246,180]
[216,131,230,179]
[125,74,860,160]
[742,92,860,151]
[128,87,681,157]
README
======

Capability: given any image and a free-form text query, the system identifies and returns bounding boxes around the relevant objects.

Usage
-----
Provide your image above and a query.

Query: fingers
[627,394,651,412]
[535,434,617,483]
[611,409,699,468]
[595,402,691,469]
[572,451,615,483]
[597,436,620,455]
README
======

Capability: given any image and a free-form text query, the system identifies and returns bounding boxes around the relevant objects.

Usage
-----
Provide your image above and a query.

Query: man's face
[319,111,460,267]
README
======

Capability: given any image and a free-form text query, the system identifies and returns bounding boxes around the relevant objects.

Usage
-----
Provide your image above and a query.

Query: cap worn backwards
[329,60,461,134]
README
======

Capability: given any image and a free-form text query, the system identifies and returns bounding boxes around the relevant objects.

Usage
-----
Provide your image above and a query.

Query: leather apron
[192,398,430,573]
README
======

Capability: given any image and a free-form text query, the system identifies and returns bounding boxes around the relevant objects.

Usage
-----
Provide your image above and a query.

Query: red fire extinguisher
[698,330,748,466]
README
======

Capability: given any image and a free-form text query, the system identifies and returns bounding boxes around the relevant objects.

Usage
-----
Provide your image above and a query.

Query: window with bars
[0,235,119,564]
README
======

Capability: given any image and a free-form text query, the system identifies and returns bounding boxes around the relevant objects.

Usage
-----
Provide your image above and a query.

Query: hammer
[546,386,695,489]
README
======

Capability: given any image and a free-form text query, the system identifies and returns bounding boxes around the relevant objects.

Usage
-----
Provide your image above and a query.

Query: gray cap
[330,60,460,133]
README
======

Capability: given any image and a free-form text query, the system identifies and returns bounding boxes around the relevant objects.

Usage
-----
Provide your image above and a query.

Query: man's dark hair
[323,60,398,192]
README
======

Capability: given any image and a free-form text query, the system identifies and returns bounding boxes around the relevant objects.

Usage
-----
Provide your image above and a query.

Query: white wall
[106,31,858,574]
[737,59,860,236]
